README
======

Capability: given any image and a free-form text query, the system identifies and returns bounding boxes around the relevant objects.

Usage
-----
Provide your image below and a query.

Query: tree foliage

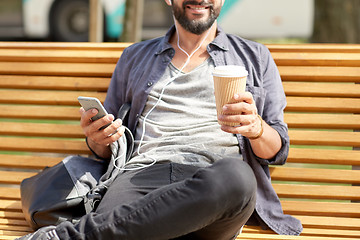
[312,0,360,43]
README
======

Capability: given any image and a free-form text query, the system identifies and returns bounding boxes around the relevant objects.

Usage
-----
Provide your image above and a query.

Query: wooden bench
[0,42,359,240]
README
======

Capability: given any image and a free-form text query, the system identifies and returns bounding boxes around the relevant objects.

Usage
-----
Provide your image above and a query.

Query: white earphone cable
[114,21,216,171]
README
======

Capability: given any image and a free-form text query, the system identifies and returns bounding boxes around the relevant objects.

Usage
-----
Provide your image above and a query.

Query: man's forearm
[249,122,282,159]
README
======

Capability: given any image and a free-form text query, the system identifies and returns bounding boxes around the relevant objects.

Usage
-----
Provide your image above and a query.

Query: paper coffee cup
[212,65,248,126]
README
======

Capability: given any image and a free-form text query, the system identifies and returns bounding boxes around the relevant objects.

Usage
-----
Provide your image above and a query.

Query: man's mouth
[185,4,212,14]
[187,5,209,9]
[183,1,212,12]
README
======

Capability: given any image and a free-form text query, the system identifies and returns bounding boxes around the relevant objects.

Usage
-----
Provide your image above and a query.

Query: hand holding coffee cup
[212,65,248,126]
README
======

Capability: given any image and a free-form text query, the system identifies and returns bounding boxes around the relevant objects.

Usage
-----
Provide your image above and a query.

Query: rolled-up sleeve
[255,46,289,166]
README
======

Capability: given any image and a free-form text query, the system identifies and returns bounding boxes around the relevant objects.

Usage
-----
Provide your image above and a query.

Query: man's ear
[165,0,172,6]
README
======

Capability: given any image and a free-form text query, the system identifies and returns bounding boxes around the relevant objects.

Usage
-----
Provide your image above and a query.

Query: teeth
[189,6,206,10]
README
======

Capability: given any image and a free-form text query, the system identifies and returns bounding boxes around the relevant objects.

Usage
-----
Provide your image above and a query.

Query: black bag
[20,156,106,229]
[20,104,133,230]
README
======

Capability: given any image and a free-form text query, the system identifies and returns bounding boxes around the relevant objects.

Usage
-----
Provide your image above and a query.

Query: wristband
[85,137,109,161]
[248,115,264,140]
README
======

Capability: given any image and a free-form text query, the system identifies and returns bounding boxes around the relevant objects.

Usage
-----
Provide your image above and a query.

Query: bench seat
[0,42,359,239]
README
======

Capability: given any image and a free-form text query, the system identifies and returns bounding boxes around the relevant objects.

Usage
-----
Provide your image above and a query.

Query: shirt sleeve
[255,45,290,165]
[104,48,130,117]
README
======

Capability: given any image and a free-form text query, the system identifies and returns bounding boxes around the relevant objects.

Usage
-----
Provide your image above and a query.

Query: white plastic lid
[212,65,248,77]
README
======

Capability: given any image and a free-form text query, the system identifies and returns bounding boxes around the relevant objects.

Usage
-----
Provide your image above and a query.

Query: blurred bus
[0,0,125,41]
[0,0,314,42]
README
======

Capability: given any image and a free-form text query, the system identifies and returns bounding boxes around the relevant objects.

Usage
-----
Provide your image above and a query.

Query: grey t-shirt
[126,58,241,168]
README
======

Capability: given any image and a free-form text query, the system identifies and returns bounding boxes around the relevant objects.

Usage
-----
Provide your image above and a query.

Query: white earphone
[114,5,216,172]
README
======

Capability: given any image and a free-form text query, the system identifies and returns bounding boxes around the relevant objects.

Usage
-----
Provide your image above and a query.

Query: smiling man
[17,0,302,239]
[172,0,221,35]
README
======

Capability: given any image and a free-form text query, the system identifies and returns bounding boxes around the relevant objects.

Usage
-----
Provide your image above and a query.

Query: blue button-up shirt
[104,26,303,235]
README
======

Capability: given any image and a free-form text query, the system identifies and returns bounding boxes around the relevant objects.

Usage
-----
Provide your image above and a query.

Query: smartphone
[78,96,111,129]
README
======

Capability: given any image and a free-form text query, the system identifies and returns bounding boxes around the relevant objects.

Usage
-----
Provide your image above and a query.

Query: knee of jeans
[199,158,257,205]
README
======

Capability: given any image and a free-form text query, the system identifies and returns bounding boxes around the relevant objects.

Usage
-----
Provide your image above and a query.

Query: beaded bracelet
[248,114,264,140]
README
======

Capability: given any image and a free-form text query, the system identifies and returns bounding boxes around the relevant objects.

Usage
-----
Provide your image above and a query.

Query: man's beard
[172,0,220,35]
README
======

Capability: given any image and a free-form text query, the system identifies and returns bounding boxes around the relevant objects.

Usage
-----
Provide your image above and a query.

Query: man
[18,0,302,239]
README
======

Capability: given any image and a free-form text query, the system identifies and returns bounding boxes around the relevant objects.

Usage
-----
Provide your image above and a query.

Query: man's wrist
[248,115,264,140]
[85,137,111,160]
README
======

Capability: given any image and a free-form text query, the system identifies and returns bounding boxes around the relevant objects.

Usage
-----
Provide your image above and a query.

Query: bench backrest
[0,42,359,239]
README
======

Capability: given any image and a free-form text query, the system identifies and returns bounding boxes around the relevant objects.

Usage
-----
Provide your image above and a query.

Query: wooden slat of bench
[0,235,29,240]
[3,193,358,218]
[272,52,360,67]
[0,211,26,220]
[0,171,36,185]
[6,42,356,53]
[0,217,29,227]
[0,224,30,232]
[267,44,360,53]
[288,148,360,166]
[0,62,115,77]
[286,96,360,113]
[3,49,358,66]
[281,200,360,218]
[283,82,360,98]
[0,230,31,240]
[273,184,360,201]
[2,92,360,113]
[301,228,360,239]
[0,188,20,200]
[0,105,79,120]
[1,233,29,240]
[0,137,89,154]
[2,67,359,83]
[294,215,360,231]
[270,167,360,184]
[289,130,360,147]
[0,49,122,63]
[0,75,110,91]
[0,122,84,138]
[4,121,359,142]
[3,125,360,149]
[0,41,132,51]
[3,65,359,82]
[243,226,360,239]
[285,113,360,129]
[278,66,360,82]
[3,108,359,130]
[0,90,106,105]
[0,200,21,211]
[6,183,360,202]
[238,233,360,240]
[2,149,355,171]
[0,155,63,169]
[0,231,30,240]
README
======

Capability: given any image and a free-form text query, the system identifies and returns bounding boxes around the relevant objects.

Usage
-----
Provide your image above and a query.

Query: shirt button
[147,82,153,87]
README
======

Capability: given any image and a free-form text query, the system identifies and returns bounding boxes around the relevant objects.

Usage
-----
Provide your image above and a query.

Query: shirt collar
[210,26,230,51]
[155,26,176,55]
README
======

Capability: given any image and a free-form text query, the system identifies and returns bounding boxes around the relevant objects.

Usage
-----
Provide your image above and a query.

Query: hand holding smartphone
[78,96,111,129]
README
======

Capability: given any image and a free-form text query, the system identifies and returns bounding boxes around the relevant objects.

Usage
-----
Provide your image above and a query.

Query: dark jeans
[56,158,257,240]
